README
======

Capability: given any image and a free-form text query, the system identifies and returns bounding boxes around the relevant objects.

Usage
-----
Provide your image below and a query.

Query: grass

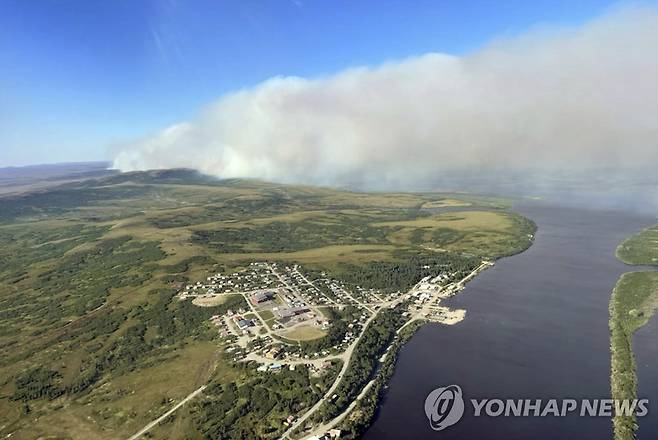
[257,310,275,321]
[192,296,229,307]
[420,198,472,208]
[610,223,658,440]
[2,341,221,439]
[617,226,658,265]
[371,210,512,230]
[280,325,327,341]
[213,244,397,267]
[0,172,535,439]
[370,210,534,257]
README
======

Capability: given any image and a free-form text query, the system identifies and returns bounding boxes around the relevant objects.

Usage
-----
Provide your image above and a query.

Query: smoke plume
[113,6,658,188]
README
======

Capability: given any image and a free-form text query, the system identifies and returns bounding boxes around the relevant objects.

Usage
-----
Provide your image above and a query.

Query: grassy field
[420,198,472,208]
[0,169,535,439]
[610,223,658,440]
[617,226,658,265]
[280,325,327,341]
[192,296,229,307]
[371,210,534,257]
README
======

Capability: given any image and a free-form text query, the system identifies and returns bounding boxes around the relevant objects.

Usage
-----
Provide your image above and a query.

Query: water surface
[364,203,655,440]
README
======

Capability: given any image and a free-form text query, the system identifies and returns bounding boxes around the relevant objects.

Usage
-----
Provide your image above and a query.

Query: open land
[0,169,535,439]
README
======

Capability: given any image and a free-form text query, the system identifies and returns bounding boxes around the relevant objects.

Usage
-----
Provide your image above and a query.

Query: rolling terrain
[0,169,535,439]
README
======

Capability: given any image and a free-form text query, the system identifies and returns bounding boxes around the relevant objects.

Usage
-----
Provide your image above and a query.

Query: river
[363,202,655,440]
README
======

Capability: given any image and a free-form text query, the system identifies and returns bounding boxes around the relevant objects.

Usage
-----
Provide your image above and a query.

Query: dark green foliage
[0,185,158,223]
[616,224,658,265]
[334,250,480,292]
[610,271,658,440]
[0,224,108,283]
[10,292,247,400]
[0,170,536,438]
[193,363,329,439]
[12,367,63,401]
[33,236,165,319]
[430,227,464,245]
[192,219,390,253]
[0,235,167,343]
[338,321,425,438]
[159,256,216,274]
[498,213,537,257]
[296,307,359,352]
[315,307,408,422]
[150,195,303,229]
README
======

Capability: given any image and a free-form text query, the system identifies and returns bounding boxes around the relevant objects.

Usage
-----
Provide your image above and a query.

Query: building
[235,318,254,330]
[265,347,281,359]
[250,291,274,305]
[275,306,310,320]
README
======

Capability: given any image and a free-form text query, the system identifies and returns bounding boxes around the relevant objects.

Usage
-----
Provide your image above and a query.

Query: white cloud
[113,6,658,187]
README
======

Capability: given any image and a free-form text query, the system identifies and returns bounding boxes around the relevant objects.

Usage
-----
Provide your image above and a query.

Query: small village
[175,259,493,439]
[178,262,379,369]
[177,260,494,371]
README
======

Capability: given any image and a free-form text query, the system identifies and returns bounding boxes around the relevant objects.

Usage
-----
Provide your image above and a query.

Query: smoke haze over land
[113,6,658,190]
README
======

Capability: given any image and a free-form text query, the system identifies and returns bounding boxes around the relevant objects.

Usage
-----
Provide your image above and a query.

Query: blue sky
[0,0,635,167]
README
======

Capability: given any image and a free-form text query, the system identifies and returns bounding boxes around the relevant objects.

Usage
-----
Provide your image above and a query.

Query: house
[265,347,281,359]
[236,318,254,330]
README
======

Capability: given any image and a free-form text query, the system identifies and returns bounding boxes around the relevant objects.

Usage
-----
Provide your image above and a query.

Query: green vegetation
[192,217,391,253]
[337,320,425,438]
[311,306,408,424]
[617,225,658,265]
[281,325,327,341]
[10,291,246,403]
[610,224,658,440]
[328,250,480,292]
[293,307,361,353]
[0,170,534,439]
[372,210,535,258]
[192,356,340,439]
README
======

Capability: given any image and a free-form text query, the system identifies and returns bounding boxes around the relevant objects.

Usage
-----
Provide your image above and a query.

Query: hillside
[0,170,535,439]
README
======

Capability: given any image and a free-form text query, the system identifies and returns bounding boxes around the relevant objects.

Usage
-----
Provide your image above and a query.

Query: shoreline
[609,224,658,440]
[323,213,537,439]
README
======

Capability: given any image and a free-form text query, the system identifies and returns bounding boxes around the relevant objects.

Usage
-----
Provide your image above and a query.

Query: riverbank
[333,320,426,438]
[609,271,658,439]
[364,204,654,440]
[610,225,658,440]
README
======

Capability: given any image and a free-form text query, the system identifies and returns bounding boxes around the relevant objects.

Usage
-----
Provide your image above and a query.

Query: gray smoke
[113,6,658,189]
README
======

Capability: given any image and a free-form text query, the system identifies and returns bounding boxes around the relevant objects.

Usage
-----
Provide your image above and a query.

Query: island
[610,225,658,440]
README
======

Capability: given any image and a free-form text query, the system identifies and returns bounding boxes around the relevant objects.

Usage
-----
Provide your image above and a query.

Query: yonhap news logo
[424,385,465,431]
[424,384,649,432]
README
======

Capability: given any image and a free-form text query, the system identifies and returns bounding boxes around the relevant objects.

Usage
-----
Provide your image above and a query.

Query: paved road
[285,262,492,439]
[280,308,383,439]
[280,282,417,440]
